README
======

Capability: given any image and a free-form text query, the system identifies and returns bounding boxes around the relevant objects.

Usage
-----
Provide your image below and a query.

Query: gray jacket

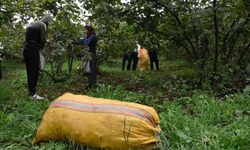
[27,14,53,48]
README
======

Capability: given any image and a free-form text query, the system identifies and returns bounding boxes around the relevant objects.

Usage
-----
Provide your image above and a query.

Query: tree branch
[154,1,197,59]
[224,16,250,64]
[221,17,240,55]
[238,42,250,64]
[155,29,193,58]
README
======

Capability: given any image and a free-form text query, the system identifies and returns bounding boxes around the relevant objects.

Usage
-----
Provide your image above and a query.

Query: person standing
[127,42,140,71]
[137,46,150,71]
[74,25,98,89]
[23,14,53,100]
[149,44,160,71]
[122,50,129,71]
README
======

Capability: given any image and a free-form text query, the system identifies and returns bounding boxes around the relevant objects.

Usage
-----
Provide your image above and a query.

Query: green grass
[0,59,250,149]
[160,92,250,149]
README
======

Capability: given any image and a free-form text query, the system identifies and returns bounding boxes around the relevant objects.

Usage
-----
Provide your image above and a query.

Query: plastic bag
[39,51,46,71]
[83,60,91,73]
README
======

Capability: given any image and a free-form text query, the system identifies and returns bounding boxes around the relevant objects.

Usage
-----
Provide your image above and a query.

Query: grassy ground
[0,59,250,150]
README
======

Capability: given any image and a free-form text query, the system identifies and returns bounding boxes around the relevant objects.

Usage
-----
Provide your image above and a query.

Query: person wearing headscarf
[74,25,98,89]
[23,14,53,100]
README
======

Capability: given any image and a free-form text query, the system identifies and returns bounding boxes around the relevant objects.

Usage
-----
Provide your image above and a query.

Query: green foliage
[0,0,83,59]
[0,83,11,109]
[160,92,250,149]
[0,82,50,149]
[89,84,155,107]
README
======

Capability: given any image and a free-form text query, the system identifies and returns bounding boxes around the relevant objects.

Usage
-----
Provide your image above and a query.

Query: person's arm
[73,39,84,45]
[136,44,141,51]
[40,23,46,49]
[83,34,96,46]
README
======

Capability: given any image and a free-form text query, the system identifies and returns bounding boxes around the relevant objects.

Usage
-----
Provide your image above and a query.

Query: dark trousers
[0,61,2,79]
[127,52,138,71]
[122,54,129,70]
[23,42,40,96]
[88,53,97,87]
[149,52,159,70]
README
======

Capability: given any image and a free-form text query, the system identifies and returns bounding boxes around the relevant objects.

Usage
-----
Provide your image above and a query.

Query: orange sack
[32,93,161,149]
[137,48,149,71]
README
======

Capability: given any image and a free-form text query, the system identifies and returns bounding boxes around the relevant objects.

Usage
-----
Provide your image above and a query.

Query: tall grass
[160,91,250,150]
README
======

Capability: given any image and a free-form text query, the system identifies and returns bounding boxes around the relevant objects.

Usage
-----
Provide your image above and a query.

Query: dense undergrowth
[0,59,250,150]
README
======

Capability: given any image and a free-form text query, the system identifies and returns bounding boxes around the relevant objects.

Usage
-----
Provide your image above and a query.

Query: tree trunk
[212,0,219,84]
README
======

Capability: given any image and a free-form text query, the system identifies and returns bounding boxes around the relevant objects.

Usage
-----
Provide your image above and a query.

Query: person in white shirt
[127,42,140,71]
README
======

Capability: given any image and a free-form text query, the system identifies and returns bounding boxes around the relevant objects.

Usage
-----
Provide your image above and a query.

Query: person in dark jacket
[74,25,98,89]
[122,50,130,71]
[149,44,160,71]
[23,14,53,100]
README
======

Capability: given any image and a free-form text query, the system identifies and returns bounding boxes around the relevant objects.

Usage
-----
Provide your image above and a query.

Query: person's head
[84,25,95,36]
[40,14,53,27]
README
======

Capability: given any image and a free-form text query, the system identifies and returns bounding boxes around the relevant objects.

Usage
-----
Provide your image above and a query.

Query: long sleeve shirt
[75,34,97,53]
[25,21,47,49]
[135,44,141,52]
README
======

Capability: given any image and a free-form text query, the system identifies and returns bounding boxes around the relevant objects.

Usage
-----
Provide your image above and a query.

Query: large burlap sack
[32,93,161,149]
[137,48,149,71]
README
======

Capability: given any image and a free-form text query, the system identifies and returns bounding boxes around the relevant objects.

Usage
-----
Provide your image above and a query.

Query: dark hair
[84,25,95,36]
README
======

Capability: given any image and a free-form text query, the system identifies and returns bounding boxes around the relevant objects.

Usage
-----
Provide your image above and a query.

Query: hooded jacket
[26,14,53,49]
